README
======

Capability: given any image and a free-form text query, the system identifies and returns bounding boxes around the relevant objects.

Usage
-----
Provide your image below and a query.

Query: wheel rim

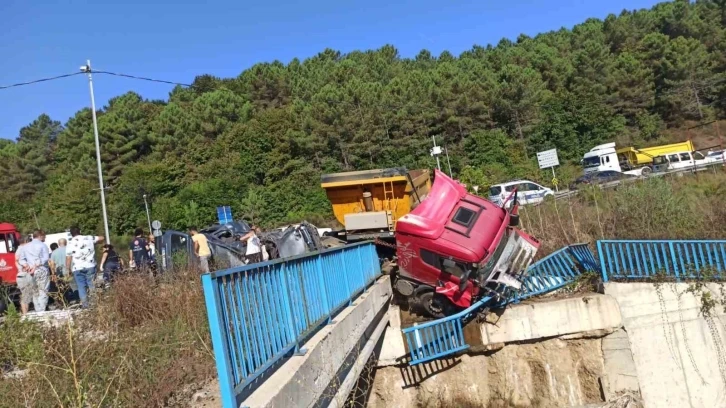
[425,295,444,316]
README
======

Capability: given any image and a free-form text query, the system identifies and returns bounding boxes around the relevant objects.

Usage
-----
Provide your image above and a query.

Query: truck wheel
[418,291,451,319]
[0,298,7,315]
[641,166,652,176]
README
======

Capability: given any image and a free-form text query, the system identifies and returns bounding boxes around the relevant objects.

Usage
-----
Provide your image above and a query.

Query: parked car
[488,180,554,207]
[706,149,725,164]
[569,171,637,190]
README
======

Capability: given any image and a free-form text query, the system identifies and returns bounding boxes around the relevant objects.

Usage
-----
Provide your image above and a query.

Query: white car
[488,180,554,207]
[706,150,725,164]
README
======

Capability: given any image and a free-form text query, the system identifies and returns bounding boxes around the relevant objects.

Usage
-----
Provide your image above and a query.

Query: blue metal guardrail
[402,243,599,365]
[598,240,726,281]
[201,241,381,408]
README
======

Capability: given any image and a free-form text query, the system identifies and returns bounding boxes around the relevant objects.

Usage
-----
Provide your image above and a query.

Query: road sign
[217,206,233,225]
[153,229,163,237]
[151,220,161,230]
[536,149,560,169]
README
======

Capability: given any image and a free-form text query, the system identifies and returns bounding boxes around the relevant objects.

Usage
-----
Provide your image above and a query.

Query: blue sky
[0,0,663,140]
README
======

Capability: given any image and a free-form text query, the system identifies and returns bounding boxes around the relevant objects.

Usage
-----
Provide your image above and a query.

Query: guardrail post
[315,254,333,324]
[597,241,608,282]
[669,241,680,281]
[201,274,237,408]
[278,263,303,354]
[339,247,353,307]
[357,244,372,286]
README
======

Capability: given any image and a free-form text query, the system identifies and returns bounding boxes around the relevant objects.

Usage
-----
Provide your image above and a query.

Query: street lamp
[80,60,111,244]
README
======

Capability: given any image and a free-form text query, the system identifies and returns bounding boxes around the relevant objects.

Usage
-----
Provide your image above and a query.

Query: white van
[488,180,554,207]
[652,151,707,172]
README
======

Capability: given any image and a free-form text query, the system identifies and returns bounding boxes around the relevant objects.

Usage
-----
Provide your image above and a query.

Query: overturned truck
[390,170,541,317]
[159,221,325,272]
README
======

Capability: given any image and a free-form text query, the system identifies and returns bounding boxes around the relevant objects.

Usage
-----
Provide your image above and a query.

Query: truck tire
[417,291,453,319]
[641,166,652,176]
[0,298,7,315]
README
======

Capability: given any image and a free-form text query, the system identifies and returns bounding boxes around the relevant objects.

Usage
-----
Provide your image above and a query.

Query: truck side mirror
[509,214,520,227]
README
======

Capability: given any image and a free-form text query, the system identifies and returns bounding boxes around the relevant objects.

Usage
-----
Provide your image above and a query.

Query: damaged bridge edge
[402,242,601,365]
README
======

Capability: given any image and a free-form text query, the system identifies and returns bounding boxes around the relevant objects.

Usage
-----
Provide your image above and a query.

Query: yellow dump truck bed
[321,168,431,231]
[616,140,695,165]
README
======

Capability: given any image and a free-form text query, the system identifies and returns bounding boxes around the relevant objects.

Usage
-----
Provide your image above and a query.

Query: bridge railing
[512,243,596,302]
[598,240,726,281]
[403,243,599,365]
[201,241,381,408]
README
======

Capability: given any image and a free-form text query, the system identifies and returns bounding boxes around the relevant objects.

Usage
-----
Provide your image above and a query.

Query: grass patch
[519,171,726,255]
[0,268,214,407]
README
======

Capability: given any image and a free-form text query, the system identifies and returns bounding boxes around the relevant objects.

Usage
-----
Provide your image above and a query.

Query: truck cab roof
[396,170,507,263]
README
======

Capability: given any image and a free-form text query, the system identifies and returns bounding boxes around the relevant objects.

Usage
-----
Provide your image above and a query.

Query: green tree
[0,114,62,200]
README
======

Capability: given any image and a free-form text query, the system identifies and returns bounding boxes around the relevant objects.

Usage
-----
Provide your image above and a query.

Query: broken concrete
[377,304,406,367]
[600,328,640,400]
[476,294,622,347]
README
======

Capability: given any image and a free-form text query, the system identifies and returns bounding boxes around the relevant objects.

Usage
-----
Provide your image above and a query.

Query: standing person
[254,226,270,261]
[65,226,104,309]
[15,236,33,315]
[100,244,123,284]
[189,227,211,273]
[128,228,151,272]
[147,235,156,257]
[240,225,262,264]
[49,238,75,304]
[17,230,51,312]
[147,234,158,273]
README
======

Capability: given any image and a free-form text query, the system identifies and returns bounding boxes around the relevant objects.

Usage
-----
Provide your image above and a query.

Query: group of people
[15,227,104,313]
[13,223,264,313]
[188,224,265,273]
[14,226,161,314]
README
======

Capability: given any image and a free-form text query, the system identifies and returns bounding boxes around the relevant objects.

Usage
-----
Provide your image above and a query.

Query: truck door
[0,232,18,284]
[679,152,693,169]
[667,154,681,170]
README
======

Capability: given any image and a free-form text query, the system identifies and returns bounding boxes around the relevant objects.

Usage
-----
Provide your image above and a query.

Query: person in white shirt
[65,226,104,309]
[239,225,262,264]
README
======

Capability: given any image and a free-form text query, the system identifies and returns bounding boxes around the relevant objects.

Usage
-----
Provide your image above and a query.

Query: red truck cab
[0,223,20,286]
[0,223,21,313]
[394,170,539,316]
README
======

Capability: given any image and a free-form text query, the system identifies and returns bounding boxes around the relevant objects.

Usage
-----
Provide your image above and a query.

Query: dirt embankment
[369,336,605,408]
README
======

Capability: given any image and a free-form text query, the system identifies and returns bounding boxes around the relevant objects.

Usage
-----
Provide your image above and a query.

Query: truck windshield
[582,156,600,168]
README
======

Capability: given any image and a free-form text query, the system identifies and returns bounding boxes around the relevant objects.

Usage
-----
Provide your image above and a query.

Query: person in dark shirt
[100,244,124,283]
[128,228,151,271]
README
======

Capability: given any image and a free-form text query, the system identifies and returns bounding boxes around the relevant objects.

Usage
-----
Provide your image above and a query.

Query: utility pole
[80,60,111,243]
[430,136,442,171]
[444,146,453,177]
[143,194,152,233]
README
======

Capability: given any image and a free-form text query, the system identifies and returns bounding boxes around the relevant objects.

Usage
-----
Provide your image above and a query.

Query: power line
[0,72,83,90]
[0,70,191,91]
[93,70,192,87]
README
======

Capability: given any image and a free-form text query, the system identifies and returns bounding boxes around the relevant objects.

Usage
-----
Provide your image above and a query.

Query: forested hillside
[2,0,725,234]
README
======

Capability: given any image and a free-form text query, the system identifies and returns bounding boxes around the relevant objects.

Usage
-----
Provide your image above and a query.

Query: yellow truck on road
[582,140,695,176]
